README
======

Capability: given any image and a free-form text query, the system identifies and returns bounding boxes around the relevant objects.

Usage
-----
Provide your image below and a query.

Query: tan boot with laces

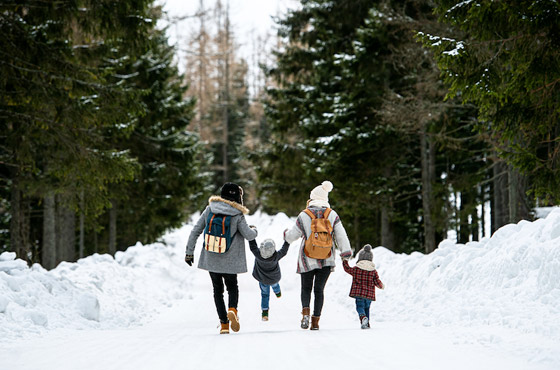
[227,307,240,332]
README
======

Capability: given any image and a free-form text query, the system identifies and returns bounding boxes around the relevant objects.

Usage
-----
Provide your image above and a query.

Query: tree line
[1,0,207,268]
[254,0,559,253]
[2,0,558,268]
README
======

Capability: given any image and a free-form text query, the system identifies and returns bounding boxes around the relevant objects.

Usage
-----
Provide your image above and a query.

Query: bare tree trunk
[10,176,30,262]
[42,193,56,269]
[508,165,518,223]
[471,190,479,241]
[197,0,207,136]
[94,230,98,254]
[108,199,117,255]
[492,160,509,232]
[380,204,394,251]
[480,185,486,239]
[421,126,436,253]
[458,191,469,243]
[79,191,85,259]
[56,194,76,263]
[221,1,230,183]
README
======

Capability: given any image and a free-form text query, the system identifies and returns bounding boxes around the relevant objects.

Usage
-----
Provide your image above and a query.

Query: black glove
[185,254,194,266]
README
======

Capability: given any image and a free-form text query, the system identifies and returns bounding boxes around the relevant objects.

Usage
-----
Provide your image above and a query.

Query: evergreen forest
[1,0,559,268]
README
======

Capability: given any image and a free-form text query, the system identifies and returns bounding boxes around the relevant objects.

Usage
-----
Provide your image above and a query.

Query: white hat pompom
[321,180,333,192]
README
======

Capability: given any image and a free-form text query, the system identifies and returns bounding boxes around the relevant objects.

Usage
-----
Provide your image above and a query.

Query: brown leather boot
[310,316,320,330]
[227,307,240,332]
[220,322,229,334]
[301,307,310,329]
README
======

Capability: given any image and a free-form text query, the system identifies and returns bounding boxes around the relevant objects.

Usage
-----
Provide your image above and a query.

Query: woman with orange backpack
[284,180,352,330]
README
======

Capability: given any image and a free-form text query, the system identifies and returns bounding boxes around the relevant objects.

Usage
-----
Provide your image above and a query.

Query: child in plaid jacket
[342,244,384,329]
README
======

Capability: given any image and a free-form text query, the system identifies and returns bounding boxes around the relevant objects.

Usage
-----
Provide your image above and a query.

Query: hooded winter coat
[342,260,384,301]
[249,239,290,285]
[284,206,352,273]
[185,196,257,274]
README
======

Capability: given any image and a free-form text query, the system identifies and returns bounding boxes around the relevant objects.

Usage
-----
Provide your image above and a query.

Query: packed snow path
[1,210,559,369]
[0,270,550,370]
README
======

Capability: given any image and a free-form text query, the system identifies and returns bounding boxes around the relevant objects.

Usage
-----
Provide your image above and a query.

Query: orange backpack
[303,208,334,259]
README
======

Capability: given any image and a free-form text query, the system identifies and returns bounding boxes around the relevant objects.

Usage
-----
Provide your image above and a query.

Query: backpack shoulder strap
[303,208,316,219]
[323,208,332,219]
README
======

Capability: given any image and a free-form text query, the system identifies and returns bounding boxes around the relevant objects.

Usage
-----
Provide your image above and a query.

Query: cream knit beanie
[309,181,333,207]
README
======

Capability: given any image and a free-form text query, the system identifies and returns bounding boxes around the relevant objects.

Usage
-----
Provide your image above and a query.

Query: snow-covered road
[1,266,555,370]
[1,210,560,370]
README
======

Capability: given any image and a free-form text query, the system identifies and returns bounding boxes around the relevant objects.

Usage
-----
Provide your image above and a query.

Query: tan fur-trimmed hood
[209,195,250,215]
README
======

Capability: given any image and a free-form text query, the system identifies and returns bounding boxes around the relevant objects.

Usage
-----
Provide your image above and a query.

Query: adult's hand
[185,254,194,266]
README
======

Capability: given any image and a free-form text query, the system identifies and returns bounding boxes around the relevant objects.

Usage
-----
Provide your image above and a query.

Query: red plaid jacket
[342,260,384,301]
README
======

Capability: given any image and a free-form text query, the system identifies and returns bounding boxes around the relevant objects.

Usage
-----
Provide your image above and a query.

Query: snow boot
[310,316,320,330]
[275,291,282,298]
[301,307,310,329]
[262,309,269,321]
[220,322,229,334]
[227,307,240,332]
[360,315,369,329]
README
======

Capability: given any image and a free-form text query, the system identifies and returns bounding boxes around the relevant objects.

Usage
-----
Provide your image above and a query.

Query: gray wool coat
[185,196,258,274]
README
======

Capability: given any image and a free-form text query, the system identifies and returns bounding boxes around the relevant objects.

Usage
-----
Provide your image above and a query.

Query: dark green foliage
[258,0,493,253]
[422,0,560,203]
[104,25,208,248]
[260,0,415,251]
[0,1,205,262]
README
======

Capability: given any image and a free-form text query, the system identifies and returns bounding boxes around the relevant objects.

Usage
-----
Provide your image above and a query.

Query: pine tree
[421,0,560,204]
[259,0,494,252]
[98,14,207,251]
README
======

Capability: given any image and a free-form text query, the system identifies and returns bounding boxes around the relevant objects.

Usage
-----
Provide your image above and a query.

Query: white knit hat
[310,181,333,202]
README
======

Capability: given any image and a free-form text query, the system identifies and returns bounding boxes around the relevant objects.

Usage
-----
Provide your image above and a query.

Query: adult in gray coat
[185,183,257,334]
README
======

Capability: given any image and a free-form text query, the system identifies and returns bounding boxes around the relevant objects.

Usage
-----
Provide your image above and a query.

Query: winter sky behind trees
[160,0,299,81]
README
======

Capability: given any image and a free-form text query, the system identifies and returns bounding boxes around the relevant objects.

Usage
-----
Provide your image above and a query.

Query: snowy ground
[1,209,560,370]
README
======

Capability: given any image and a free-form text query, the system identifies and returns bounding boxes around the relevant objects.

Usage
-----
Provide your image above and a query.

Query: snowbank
[1,207,559,347]
[0,231,191,342]
[333,208,560,340]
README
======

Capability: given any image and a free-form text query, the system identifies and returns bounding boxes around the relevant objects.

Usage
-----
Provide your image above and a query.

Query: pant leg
[300,271,314,309]
[222,273,239,310]
[259,282,271,310]
[209,272,228,323]
[271,283,281,295]
[355,298,366,317]
[364,299,372,319]
[311,266,331,317]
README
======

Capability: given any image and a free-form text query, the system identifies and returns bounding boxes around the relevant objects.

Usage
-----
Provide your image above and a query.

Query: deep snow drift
[1,208,559,368]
